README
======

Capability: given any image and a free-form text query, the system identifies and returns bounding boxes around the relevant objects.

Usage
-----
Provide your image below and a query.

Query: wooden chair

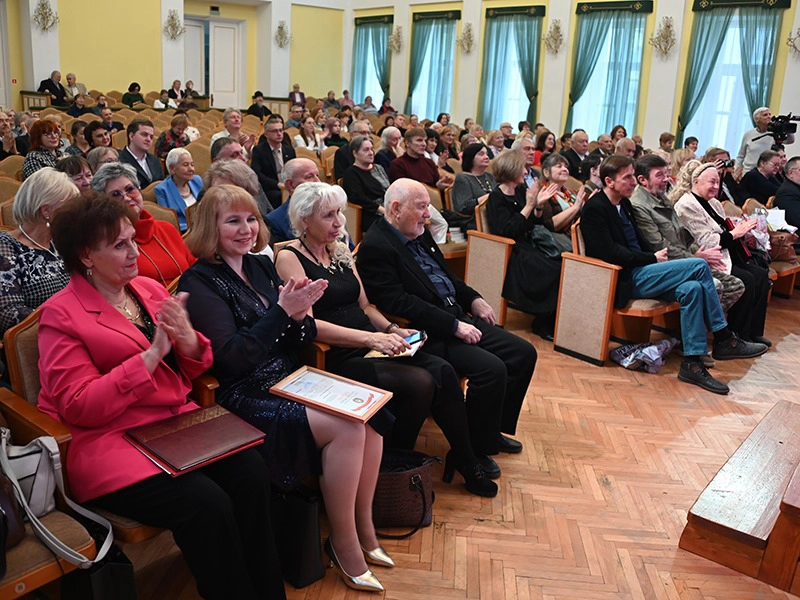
[0,196,15,226]
[0,177,21,202]
[343,203,362,245]
[565,176,583,194]
[0,155,25,180]
[443,186,454,211]
[143,201,180,232]
[111,130,127,150]
[140,180,159,204]
[445,158,462,175]
[106,90,123,102]
[294,147,322,167]
[186,143,211,179]
[422,184,443,211]
[553,221,680,365]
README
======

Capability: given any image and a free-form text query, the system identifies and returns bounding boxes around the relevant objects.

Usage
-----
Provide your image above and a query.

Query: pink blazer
[37,275,213,502]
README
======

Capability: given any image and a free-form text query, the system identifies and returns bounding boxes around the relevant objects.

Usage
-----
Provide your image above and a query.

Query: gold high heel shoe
[362,545,395,568]
[324,537,385,592]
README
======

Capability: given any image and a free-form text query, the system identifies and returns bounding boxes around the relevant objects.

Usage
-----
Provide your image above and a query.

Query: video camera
[767,113,798,143]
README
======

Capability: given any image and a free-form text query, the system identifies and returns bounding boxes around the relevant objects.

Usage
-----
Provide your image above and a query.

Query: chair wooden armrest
[190,373,219,407]
[560,251,622,271]
[0,387,71,449]
[300,341,330,369]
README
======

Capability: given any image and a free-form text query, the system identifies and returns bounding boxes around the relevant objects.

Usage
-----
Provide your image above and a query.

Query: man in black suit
[560,129,589,179]
[590,134,613,158]
[357,179,537,477]
[580,155,767,395]
[99,107,125,135]
[37,70,68,106]
[246,91,272,120]
[333,119,371,181]
[118,118,163,189]
[774,156,800,228]
[251,116,296,208]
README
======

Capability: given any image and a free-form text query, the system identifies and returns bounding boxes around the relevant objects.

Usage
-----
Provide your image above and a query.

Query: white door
[184,19,206,95]
[208,21,243,108]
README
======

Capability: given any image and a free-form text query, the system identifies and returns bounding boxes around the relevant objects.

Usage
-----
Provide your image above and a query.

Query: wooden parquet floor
[118,295,800,599]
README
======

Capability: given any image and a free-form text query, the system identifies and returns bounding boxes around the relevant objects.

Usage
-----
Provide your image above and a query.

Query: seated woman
[91,162,195,286]
[293,115,325,153]
[323,90,341,111]
[610,124,627,143]
[374,126,403,172]
[0,168,78,334]
[671,161,771,346]
[65,121,90,157]
[66,93,90,118]
[486,130,505,158]
[154,89,178,110]
[22,119,63,180]
[378,97,395,115]
[179,185,389,592]
[54,155,93,196]
[121,82,144,108]
[376,115,395,136]
[168,79,185,100]
[538,153,586,229]
[440,126,460,163]
[155,148,203,233]
[533,129,556,167]
[184,80,201,99]
[451,143,497,215]
[41,194,285,600]
[86,146,119,173]
[322,117,347,148]
[486,151,577,341]
[341,136,389,234]
[277,182,496,497]
[423,128,444,167]
[155,114,192,160]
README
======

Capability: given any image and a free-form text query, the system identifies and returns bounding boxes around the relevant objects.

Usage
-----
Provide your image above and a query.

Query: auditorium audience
[615,138,637,158]
[211,109,255,159]
[121,82,144,108]
[610,125,627,142]
[388,128,453,190]
[247,90,272,120]
[0,167,78,334]
[119,119,164,189]
[66,93,90,117]
[322,117,347,148]
[154,89,178,110]
[155,148,203,232]
[38,70,68,106]
[0,111,21,160]
[63,73,87,103]
[451,143,496,215]
[91,94,109,116]
[289,83,306,107]
[740,150,782,204]
[86,146,119,173]
[252,116,296,209]
[659,132,675,153]
[334,119,371,181]
[64,121,90,157]
[374,126,403,172]
[22,119,63,180]
[264,158,321,244]
[592,134,614,158]
[703,147,747,205]
[54,156,93,196]
[440,126,460,161]
[774,156,800,228]
[561,129,589,179]
[294,115,325,153]
[734,109,785,179]
[378,97,396,115]
[684,137,699,156]
[341,136,390,234]
[533,129,556,166]
[510,136,541,188]
[155,114,192,160]
[286,105,304,129]
[99,108,125,135]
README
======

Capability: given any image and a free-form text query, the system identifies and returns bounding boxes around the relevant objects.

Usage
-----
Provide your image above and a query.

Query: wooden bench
[679,400,800,583]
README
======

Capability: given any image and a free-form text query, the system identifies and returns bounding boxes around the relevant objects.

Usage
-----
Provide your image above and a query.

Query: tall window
[351,18,392,106]
[477,9,543,130]
[405,12,458,119]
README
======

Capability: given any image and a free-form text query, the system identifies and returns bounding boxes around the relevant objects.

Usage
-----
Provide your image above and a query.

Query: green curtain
[405,18,455,116]
[738,6,782,118]
[351,22,391,104]
[602,12,645,134]
[476,17,514,128]
[511,16,542,126]
[564,11,615,132]
[675,8,734,145]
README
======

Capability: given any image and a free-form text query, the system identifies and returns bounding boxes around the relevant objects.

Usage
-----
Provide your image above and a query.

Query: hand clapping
[277,276,328,321]
[157,292,201,359]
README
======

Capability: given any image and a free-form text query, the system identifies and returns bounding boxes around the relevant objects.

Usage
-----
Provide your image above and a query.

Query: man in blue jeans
[580,155,767,395]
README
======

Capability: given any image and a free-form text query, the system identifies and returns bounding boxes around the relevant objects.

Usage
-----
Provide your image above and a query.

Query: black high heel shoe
[442,450,498,497]
[323,537,384,592]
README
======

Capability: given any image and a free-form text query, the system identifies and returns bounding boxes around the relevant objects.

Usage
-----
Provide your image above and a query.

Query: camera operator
[735,107,796,180]
[741,150,782,205]
[704,147,748,206]
[774,156,800,229]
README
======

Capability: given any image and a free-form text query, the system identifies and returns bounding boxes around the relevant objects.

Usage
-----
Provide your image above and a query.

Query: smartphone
[404,331,426,345]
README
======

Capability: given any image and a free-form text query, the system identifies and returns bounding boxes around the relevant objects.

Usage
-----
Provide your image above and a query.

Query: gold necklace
[113,290,141,322]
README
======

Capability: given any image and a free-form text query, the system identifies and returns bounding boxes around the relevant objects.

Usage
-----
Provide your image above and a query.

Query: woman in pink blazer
[38,193,285,599]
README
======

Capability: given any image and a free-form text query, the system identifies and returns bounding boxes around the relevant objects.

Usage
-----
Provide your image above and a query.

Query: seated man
[774,156,800,228]
[38,70,68,106]
[247,91,272,120]
[591,134,614,158]
[629,154,744,315]
[208,136,272,217]
[357,179,537,476]
[580,154,603,193]
[334,118,371,181]
[580,155,767,395]
[741,150,782,204]
[99,107,125,135]
[511,136,542,187]
[265,157,320,243]
[500,122,514,148]
[561,129,589,179]
[66,93,90,117]
[0,111,20,160]
[286,104,303,129]
[118,118,164,189]
[614,138,636,158]
[251,116,296,209]
[387,127,452,189]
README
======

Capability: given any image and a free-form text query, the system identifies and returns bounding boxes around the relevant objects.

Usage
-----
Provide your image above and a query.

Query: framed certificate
[270,366,393,422]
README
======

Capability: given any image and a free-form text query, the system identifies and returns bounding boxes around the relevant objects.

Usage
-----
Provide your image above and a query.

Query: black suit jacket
[251,141,295,208]
[333,144,354,182]
[560,148,584,179]
[774,178,800,229]
[580,190,656,307]
[356,217,481,338]
[38,78,68,106]
[118,147,164,188]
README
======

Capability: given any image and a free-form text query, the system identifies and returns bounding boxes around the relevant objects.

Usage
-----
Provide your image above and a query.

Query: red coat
[37,275,213,502]
[134,210,196,286]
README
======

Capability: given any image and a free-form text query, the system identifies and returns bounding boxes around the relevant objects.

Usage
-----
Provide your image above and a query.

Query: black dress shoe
[751,335,772,348]
[477,456,501,479]
[712,334,768,360]
[442,451,498,497]
[497,434,523,454]
[678,360,729,395]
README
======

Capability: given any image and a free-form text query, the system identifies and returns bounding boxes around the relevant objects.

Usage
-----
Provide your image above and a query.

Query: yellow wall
[290,5,344,97]
[769,2,797,109]
[353,7,395,18]
[6,0,23,110]
[58,0,162,94]
[184,1,258,100]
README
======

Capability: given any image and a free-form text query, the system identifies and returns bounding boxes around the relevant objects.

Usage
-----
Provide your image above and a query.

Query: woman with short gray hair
[0,167,79,333]
[86,146,119,173]
[154,148,203,232]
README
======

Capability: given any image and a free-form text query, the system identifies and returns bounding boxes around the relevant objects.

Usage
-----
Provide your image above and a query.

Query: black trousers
[93,449,285,600]
[424,317,537,455]
[727,262,770,339]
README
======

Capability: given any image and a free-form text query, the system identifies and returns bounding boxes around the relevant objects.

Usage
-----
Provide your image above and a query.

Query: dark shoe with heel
[442,451,498,497]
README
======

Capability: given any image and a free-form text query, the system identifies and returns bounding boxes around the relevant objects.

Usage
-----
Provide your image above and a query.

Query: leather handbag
[768,230,798,262]
[269,489,324,588]
[0,473,24,549]
[372,449,439,540]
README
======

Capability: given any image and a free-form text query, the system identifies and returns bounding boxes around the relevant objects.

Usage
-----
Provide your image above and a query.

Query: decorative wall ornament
[275,21,292,49]
[388,25,403,54]
[163,9,186,41]
[543,19,563,55]
[788,27,800,56]
[32,0,59,32]
[649,16,676,58]
[456,22,475,54]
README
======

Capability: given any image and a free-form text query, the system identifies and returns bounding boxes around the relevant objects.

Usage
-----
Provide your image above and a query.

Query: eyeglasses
[267,128,283,134]
[43,131,60,137]
[108,184,140,199]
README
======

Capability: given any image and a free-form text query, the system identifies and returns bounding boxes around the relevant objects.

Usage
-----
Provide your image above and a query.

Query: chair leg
[611,315,654,343]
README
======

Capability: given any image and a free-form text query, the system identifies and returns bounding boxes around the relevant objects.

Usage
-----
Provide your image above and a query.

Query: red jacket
[135,210,196,286]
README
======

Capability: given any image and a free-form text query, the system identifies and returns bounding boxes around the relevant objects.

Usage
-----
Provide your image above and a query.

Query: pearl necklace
[18,225,60,260]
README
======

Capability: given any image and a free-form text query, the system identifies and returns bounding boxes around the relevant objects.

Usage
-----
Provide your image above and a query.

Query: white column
[161,0,184,90]
[389,3,410,110]
[342,7,355,91]
[539,2,572,133]
[257,1,291,98]
[452,0,481,124]
[640,0,687,149]
[19,0,60,88]
[778,8,800,156]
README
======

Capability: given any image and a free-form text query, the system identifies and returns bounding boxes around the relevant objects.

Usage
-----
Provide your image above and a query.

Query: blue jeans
[630,258,727,356]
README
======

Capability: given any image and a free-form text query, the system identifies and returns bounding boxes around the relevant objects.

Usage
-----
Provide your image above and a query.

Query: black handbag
[270,489,325,588]
[61,541,137,600]
[373,450,439,540]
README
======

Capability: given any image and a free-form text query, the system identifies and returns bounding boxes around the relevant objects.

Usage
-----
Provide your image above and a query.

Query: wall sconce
[163,9,186,41]
[388,26,403,54]
[275,21,292,49]
[456,22,474,54]
[543,19,563,55]
[32,0,59,32]
[788,28,800,56]
[649,16,676,58]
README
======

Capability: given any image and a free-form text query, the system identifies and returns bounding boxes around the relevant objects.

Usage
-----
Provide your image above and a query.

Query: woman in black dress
[341,136,389,235]
[275,181,497,498]
[180,185,387,593]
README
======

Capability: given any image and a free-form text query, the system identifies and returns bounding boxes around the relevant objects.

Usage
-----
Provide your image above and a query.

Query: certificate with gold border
[270,366,392,422]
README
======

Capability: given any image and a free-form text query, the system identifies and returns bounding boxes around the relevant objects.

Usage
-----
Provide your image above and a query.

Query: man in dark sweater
[741,150,782,204]
[387,127,453,189]
[774,156,800,228]
[333,119,371,181]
